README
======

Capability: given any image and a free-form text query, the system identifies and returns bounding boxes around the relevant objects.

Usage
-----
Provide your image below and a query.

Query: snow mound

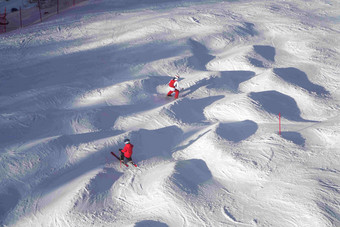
[1,0,340,226]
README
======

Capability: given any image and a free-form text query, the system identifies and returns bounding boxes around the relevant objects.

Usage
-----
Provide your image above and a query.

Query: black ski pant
[120,151,132,162]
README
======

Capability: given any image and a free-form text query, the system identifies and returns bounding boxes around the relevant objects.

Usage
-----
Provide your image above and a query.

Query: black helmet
[124,138,130,144]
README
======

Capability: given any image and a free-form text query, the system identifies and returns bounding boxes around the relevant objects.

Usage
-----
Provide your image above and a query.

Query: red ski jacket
[121,143,133,158]
[169,79,176,88]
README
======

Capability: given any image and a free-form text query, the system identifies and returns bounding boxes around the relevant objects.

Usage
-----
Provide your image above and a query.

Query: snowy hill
[1,0,340,226]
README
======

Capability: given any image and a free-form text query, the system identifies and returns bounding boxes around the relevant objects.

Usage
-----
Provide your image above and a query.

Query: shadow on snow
[249,90,317,122]
[184,71,256,95]
[134,220,168,227]
[168,96,224,124]
[281,131,305,147]
[273,67,329,96]
[0,187,21,226]
[215,120,258,143]
[170,159,212,195]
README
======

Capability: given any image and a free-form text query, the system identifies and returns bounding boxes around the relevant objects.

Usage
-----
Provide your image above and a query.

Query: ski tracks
[111,161,191,226]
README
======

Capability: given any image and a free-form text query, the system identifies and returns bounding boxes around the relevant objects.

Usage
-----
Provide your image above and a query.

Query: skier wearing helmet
[119,139,136,165]
[167,75,181,99]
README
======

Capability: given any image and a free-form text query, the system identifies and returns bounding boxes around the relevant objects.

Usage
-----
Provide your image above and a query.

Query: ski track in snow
[1,0,340,226]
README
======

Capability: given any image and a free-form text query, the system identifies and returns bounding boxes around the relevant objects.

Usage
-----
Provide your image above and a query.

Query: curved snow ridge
[204,93,273,123]
[169,129,267,226]
[0,85,81,111]
[165,159,231,226]
[0,130,128,224]
[73,167,123,212]
[169,159,213,195]
[72,79,148,108]
[1,0,340,226]
[113,102,181,131]
[0,134,82,190]
[15,167,102,227]
[71,75,180,109]
[71,161,188,226]
[166,95,224,125]
[182,70,257,95]
[112,85,226,131]
[210,127,326,226]
[239,70,334,121]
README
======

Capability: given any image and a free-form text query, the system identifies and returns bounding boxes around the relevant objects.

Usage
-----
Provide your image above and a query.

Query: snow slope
[1,0,340,226]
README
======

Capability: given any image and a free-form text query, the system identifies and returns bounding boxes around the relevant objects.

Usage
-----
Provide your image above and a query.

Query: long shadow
[0,38,186,148]
[91,99,173,131]
[134,220,168,227]
[249,90,317,122]
[170,159,212,195]
[253,45,276,61]
[248,57,265,68]
[77,167,123,208]
[35,150,116,192]
[71,0,223,15]
[1,143,123,226]
[0,187,21,226]
[1,126,180,224]
[216,71,256,92]
[168,96,224,124]
[0,75,180,149]
[54,129,125,147]
[1,111,195,224]
[281,131,305,146]
[0,40,186,97]
[0,107,127,150]
[215,120,258,143]
[273,67,329,96]
[184,71,255,95]
[233,22,257,37]
[248,45,275,68]
[175,129,211,152]
[127,126,183,161]
[187,39,215,71]
[99,0,182,9]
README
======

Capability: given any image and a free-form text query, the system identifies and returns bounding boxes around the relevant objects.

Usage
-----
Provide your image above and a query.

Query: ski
[130,162,138,167]
[111,152,128,167]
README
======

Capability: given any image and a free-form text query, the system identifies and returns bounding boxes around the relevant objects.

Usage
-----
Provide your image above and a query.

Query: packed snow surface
[1,0,340,226]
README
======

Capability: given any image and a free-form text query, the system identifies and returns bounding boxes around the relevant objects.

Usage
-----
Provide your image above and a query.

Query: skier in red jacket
[119,139,136,165]
[167,75,181,99]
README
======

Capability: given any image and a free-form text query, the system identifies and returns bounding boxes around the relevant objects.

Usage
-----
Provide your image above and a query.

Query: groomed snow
[0,0,340,226]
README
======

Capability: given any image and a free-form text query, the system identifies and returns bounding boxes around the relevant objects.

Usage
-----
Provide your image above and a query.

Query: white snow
[1,0,340,226]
